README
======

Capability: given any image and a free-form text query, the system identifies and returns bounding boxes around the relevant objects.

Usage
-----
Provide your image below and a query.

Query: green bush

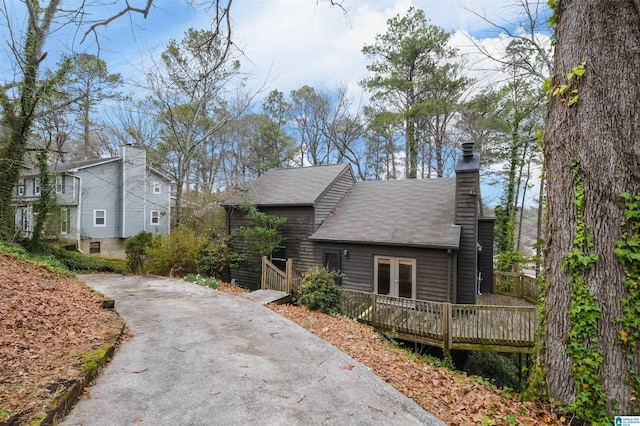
[196,236,244,280]
[495,250,527,272]
[295,267,344,314]
[48,246,128,273]
[144,227,205,277]
[463,351,523,392]
[125,231,153,273]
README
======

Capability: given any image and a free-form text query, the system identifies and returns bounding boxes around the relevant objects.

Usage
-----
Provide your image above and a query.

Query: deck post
[442,302,452,352]
[286,258,293,294]
[372,293,377,323]
[261,256,267,289]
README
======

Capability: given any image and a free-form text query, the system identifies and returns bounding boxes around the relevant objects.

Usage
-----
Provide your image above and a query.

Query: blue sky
[12,0,549,99]
[0,0,549,206]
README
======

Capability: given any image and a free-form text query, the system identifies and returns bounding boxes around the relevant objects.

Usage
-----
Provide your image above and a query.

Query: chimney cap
[461,142,475,160]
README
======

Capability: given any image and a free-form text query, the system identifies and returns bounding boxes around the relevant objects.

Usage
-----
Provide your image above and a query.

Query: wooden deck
[261,260,539,353]
[341,291,537,353]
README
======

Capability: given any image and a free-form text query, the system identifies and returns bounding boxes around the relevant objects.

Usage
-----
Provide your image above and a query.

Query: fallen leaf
[340,364,354,370]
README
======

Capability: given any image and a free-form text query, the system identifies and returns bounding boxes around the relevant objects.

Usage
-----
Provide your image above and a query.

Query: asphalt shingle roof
[310,178,462,249]
[224,164,351,206]
[21,157,119,176]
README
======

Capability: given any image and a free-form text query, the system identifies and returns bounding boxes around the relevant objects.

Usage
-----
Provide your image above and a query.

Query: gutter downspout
[122,146,126,238]
[447,249,452,303]
[76,175,82,251]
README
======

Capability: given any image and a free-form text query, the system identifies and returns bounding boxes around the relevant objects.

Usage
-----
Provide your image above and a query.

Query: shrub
[463,351,523,392]
[144,227,205,277]
[48,246,128,273]
[295,267,344,314]
[196,236,244,280]
[495,250,527,272]
[125,231,153,273]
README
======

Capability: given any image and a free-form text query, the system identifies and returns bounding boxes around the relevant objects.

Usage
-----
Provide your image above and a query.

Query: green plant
[196,235,244,280]
[562,159,608,423]
[495,251,527,272]
[615,191,640,413]
[47,246,128,273]
[184,273,198,282]
[295,267,344,314]
[125,231,153,273]
[144,227,206,277]
[464,352,523,391]
[232,203,286,264]
[201,277,219,289]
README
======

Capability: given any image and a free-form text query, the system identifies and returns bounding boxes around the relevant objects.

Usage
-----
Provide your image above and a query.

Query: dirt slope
[0,254,122,424]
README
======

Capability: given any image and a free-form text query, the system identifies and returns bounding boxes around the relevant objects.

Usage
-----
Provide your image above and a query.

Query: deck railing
[342,290,536,353]
[261,257,305,294]
[493,271,539,304]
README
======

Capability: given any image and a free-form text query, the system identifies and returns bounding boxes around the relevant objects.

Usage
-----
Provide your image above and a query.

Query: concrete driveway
[63,274,443,426]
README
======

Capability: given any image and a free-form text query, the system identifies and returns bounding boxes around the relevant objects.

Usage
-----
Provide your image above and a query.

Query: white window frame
[60,207,69,234]
[373,256,417,299]
[153,182,161,194]
[150,210,160,225]
[34,178,41,196]
[94,209,106,227]
[17,179,25,196]
[56,176,64,194]
[20,208,29,231]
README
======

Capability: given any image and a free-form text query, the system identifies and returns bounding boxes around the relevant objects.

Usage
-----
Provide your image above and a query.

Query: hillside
[0,253,560,425]
[0,254,123,424]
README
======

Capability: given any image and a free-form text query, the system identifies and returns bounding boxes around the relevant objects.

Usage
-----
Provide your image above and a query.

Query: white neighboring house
[12,145,172,258]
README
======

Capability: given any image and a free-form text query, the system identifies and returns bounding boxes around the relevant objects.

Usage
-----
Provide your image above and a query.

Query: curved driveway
[63,274,443,426]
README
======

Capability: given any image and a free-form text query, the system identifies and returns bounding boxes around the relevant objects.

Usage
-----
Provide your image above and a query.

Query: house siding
[455,171,479,304]
[312,242,455,303]
[77,162,121,239]
[478,218,496,293]
[227,205,315,290]
[314,167,354,230]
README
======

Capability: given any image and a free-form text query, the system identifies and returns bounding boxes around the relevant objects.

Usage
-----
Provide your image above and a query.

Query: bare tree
[0,0,157,241]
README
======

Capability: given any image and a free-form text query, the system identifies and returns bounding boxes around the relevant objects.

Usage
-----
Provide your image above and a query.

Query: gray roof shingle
[310,178,461,249]
[21,157,119,176]
[224,164,351,206]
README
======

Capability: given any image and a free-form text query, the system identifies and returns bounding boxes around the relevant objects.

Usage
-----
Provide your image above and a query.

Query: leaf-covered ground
[0,254,123,424]
[1,256,559,425]
[267,303,561,426]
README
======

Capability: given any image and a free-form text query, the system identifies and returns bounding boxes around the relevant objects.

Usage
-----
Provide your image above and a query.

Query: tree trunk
[542,0,640,418]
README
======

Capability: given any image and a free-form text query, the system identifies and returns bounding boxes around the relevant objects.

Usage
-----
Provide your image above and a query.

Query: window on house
[270,245,286,272]
[323,249,342,285]
[150,210,159,225]
[94,210,106,227]
[56,176,65,194]
[60,207,70,234]
[89,242,101,254]
[17,179,25,196]
[20,208,29,231]
[34,178,41,196]
[374,256,416,299]
[153,182,161,194]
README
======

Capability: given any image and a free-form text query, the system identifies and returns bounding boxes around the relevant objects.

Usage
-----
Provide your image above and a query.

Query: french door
[374,256,416,299]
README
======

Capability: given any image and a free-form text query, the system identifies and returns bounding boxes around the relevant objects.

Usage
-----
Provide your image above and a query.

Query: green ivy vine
[562,159,608,423]
[547,0,558,45]
[544,61,586,106]
[615,191,640,413]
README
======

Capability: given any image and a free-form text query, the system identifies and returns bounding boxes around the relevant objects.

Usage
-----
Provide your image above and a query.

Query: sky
[53,0,550,100]
[0,0,550,206]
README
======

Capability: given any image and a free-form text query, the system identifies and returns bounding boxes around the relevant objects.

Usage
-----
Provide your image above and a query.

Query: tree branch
[80,0,153,44]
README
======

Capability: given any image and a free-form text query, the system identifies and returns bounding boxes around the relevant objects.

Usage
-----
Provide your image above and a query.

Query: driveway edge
[34,322,125,426]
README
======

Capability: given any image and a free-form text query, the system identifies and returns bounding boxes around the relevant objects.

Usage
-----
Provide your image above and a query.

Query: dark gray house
[224,144,494,304]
